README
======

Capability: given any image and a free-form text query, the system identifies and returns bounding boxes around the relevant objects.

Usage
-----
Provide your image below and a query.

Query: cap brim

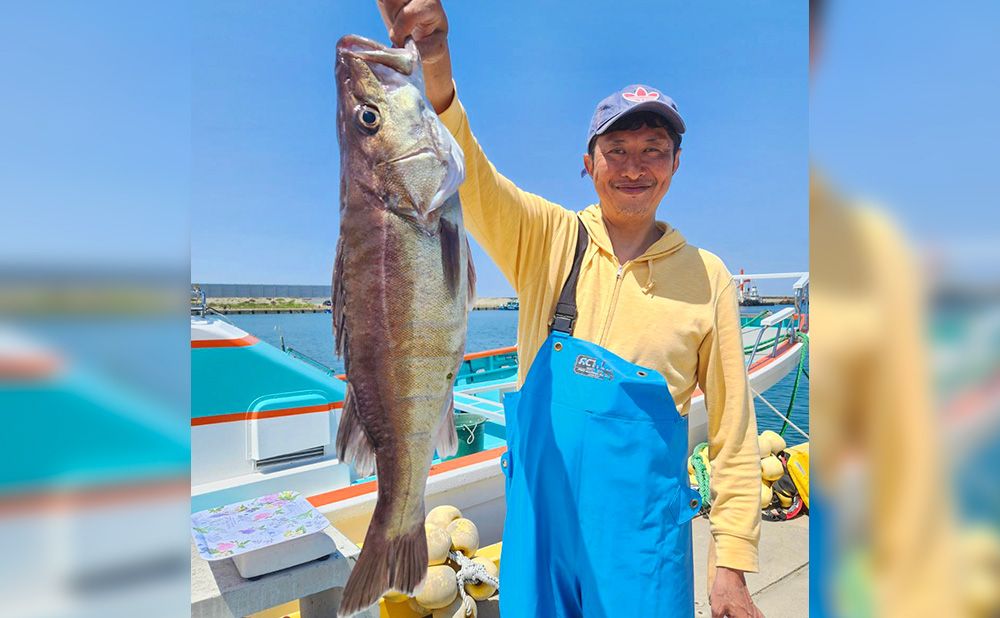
[594,100,686,137]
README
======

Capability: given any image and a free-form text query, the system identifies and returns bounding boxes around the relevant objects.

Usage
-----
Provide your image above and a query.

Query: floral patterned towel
[191,491,330,560]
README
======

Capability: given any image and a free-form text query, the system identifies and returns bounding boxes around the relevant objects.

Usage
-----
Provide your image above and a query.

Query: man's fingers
[376,0,406,30]
[387,0,447,47]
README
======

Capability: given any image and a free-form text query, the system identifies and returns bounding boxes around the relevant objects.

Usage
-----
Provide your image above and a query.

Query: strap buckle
[549,311,575,334]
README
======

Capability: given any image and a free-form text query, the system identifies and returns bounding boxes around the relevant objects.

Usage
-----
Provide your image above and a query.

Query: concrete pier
[191,525,377,618]
[694,514,810,616]
[192,513,808,617]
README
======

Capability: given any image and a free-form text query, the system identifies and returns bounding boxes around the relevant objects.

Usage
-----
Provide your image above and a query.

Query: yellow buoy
[464,556,499,600]
[761,455,784,482]
[414,565,459,610]
[757,434,770,457]
[761,482,774,509]
[777,491,793,509]
[447,518,480,557]
[759,430,787,455]
[426,505,463,530]
[432,595,478,618]
[409,596,433,616]
[427,523,452,566]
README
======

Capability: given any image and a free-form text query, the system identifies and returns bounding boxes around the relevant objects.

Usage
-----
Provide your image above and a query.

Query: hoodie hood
[578,204,688,295]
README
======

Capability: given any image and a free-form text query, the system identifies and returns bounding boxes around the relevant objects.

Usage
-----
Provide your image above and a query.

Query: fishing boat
[190,274,808,615]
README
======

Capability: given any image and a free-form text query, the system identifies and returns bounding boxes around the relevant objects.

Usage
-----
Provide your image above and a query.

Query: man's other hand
[710,567,765,618]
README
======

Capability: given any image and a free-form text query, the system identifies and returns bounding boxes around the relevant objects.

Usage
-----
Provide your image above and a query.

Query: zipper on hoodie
[598,261,628,346]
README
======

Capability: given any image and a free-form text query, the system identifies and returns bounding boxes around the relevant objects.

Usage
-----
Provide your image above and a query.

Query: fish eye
[355,104,380,133]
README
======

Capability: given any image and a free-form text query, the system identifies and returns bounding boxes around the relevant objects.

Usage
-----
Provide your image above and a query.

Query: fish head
[335,35,464,232]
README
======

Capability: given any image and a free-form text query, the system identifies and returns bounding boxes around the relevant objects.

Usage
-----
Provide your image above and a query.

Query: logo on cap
[622,87,659,103]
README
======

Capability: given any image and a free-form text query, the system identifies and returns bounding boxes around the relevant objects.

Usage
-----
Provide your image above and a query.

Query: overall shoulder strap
[549,217,590,335]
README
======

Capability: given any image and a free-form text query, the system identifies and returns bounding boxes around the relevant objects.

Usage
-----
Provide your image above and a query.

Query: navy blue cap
[586,84,685,150]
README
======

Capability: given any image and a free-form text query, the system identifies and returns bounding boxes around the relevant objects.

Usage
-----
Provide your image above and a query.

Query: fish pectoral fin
[439,216,461,299]
[466,236,477,306]
[433,397,458,459]
[335,384,376,477]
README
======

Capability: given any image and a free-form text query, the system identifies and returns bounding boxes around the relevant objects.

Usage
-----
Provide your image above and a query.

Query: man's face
[583,123,681,224]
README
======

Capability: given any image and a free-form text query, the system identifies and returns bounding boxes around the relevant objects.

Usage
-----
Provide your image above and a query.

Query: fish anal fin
[335,383,376,477]
[433,397,458,459]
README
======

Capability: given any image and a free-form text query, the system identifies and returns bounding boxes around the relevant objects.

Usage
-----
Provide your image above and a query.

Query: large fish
[332,35,474,616]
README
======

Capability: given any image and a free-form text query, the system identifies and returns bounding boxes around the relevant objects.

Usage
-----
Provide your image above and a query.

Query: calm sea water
[228,306,809,446]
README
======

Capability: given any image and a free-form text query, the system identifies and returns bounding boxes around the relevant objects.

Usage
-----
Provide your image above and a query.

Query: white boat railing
[746,306,798,369]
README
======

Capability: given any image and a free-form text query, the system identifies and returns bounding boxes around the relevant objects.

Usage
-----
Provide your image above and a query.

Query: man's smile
[613,181,655,195]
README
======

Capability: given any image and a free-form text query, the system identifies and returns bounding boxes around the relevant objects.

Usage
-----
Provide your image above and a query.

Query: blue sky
[192,1,808,296]
[811,0,1000,269]
[1,3,189,269]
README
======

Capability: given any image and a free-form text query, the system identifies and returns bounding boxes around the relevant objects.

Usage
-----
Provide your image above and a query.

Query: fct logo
[573,355,615,381]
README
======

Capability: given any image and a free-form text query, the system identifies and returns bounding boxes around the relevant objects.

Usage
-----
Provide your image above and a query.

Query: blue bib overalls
[498,220,702,617]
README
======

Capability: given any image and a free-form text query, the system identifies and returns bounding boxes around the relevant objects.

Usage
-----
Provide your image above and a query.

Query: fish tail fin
[336,383,376,477]
[337,518,427,617]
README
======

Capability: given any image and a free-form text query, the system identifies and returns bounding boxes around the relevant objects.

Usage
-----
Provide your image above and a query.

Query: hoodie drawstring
[642,258,655,294]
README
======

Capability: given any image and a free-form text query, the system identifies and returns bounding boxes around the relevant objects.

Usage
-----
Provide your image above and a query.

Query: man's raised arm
[376,0,575,292]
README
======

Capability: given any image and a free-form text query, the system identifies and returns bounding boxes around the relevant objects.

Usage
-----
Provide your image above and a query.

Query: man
[377,2,763,616]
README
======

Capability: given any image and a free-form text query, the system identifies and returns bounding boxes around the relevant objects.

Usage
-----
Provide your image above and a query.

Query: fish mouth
[336,34,386,55]
[336,35,417,75]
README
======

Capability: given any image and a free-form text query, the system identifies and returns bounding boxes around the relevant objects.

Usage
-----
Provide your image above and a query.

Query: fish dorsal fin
[332,236,348,361]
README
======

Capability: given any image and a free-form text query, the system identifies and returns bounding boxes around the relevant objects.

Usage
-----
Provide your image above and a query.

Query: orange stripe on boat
[191,400,343,426]
[0,356,63,380]
[747,340,797,372]
[191,335,260,348]
[307,446,508,508]
[463,346,517,361]
[0,477,188,517]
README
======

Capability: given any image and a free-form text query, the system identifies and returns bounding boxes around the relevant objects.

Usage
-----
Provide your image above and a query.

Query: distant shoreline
[204,296,519,314]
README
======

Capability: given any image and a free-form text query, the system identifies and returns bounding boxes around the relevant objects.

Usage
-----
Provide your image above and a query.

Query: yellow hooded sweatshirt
[440,96,761,572]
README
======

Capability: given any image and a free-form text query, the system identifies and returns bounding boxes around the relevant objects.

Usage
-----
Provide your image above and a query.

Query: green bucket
[453,413,487,458]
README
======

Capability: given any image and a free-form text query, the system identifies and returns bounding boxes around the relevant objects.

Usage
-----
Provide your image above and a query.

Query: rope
[752,386,809,440]
[689,442,712,509]
[449,550,499,611]
[779,333,809,437]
